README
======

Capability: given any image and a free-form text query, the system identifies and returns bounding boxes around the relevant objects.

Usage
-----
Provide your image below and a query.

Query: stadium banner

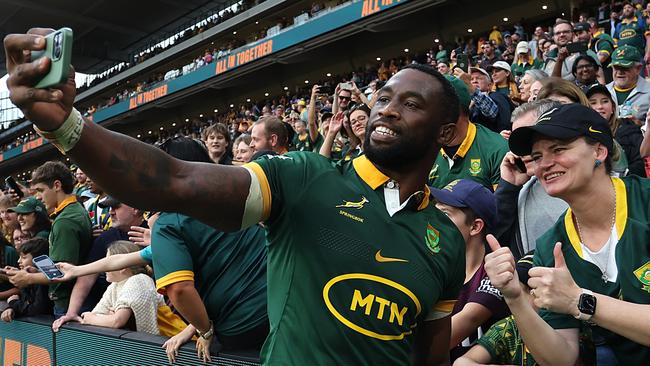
[0,319,260,365]
[0,319,53,366]
[1,0,409,162]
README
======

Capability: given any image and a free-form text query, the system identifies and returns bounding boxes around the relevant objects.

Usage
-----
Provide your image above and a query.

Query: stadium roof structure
[0,0,234,75]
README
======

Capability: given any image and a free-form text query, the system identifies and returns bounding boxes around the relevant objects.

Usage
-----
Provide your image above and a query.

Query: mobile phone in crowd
[565,41,588,54]
[339,82,353,91]
[318,85,332,95]
[4,177,24,199]
[31,28,73,89]
[456,54,470,72]
[514,157,527,173]
[32,255,65,280]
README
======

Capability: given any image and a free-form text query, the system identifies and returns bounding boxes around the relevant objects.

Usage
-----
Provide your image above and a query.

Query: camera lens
[53,33,62,60]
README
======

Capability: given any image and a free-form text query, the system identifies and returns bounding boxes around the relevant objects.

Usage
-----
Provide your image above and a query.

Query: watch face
[579,294,597,315]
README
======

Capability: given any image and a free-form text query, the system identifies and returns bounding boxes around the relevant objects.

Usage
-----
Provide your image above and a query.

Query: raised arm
[56,252,147,280]
[308,85,320,144]
[4,29,250,231]
[318,112,343,158]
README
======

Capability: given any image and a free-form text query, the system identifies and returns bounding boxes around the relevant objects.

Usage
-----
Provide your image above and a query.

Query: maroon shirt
[450,261,510,361]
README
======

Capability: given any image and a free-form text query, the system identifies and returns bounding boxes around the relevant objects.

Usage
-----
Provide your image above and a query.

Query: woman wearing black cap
[587,84,646,177]
[484,103,650,365]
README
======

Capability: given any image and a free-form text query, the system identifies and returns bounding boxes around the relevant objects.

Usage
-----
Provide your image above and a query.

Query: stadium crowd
[1,0,650,365]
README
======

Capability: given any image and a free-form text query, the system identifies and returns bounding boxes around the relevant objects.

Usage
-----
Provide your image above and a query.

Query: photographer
[545,20,581,81]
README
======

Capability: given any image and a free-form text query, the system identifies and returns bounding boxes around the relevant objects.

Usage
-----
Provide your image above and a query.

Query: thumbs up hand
[484,235,523,300]
[527,243,582,315]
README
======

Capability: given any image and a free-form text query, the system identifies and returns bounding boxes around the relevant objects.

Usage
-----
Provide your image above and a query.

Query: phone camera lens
[53,33,62,60]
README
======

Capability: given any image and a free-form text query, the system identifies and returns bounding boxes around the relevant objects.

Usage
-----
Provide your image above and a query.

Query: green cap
[610,45,641,68]
[8,197,46,214]
[445,75,471,109]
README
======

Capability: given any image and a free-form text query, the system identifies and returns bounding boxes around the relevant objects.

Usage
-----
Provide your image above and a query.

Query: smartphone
[318,85,332,95]
[4,177,24,199]
[514,157,527,173]
[565,41,588,54]
[456,54,469,72]
[32,255,64,280]
[339,82,353,91]
[31,28,73,89]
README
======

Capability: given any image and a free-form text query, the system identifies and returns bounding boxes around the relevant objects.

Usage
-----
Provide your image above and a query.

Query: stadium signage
[128,84,169,110]
[2,0,410,164]
[0,338,51,366]
[361,0,398,17]
[216,40,274,75]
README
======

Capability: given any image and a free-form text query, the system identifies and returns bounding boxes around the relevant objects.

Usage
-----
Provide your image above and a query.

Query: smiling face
[530,137,603,197]
[0,208,18,230]
[235,141,254,163]
[528,80,544,102]
[588,92,614,121]
[576,59,597,84]
[205,132,227,157]
[553,22,572,47]
[613,64,641,89]
[18,252,33,270]
[12,229,29,251]
[17,212,36,232]
[350,109,369,141]
[365,68,451,170]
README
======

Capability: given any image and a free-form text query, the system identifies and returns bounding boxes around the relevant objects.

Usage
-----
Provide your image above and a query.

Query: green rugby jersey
[533,176,650,365]
[292,133,316,152]
[245,153,465,365]
[614,17,649,53]
[476,315,538,366]
[152,213,268,337]
[428,122,508,190]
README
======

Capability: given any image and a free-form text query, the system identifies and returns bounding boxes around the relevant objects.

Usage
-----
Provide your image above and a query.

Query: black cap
[585,83,612,100]
[573,22,590,32]
[98,196,121,209]
[509,103,613,156]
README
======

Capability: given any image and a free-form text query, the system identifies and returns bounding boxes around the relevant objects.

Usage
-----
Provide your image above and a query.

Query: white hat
[470,67,492,81]
[488,61,512,73]
[516,41,529,54]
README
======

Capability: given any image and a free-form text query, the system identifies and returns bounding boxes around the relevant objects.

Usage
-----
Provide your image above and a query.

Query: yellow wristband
[33,108,84,154]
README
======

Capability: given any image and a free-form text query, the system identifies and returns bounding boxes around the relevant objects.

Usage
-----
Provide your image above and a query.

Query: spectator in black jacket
[1,238,52,321]
[587,84,646,177]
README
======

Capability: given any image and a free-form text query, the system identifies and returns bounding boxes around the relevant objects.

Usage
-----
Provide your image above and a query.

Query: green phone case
[32,27,73,89]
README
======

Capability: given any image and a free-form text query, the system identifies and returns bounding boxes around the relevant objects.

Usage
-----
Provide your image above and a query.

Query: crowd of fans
[0,0,350,155]
[76,0,263,93]
[2,1,650,365]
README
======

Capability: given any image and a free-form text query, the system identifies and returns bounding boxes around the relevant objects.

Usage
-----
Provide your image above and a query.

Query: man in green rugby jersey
[429,77,508,191]
[5,29,466,365]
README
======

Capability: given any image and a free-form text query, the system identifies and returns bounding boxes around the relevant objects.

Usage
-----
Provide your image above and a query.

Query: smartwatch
[574,289,597,321]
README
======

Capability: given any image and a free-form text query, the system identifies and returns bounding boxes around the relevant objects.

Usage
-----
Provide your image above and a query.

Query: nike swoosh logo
[375,250,408,263]
[588,126,603,134]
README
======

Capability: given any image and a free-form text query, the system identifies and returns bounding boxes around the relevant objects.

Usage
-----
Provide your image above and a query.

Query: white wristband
[33,108,85,154]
